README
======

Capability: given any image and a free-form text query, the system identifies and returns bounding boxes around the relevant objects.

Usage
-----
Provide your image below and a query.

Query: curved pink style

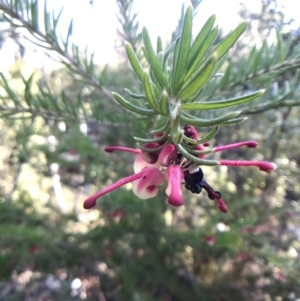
[165,165,184,206]
[213,140,258,152]
[104,146,141,154]
[219,160,277,172]
[132,167,165,199]
[84,169,149,209]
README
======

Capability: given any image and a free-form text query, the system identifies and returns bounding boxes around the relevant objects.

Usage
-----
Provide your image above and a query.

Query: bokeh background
[1,0,300,300]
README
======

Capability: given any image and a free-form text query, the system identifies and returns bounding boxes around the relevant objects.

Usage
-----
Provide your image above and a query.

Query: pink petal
[83,169,149,209]
[157,144,177,167]
[133,154,160,173]
[165,165,184,206]
[219,160,277,172]
[141,142,161,164]
[132,167,165,200]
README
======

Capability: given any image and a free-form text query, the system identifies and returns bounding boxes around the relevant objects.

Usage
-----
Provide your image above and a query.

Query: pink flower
[132,167,164,199]
[84,144,176,209]
[84,125,276,213]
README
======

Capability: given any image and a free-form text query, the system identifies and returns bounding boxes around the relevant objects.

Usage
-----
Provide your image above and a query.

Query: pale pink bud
[183,125,199,141]
[165,165,184,206]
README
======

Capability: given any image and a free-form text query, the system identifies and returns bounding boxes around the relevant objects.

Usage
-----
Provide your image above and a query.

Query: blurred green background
[1,0,300,300]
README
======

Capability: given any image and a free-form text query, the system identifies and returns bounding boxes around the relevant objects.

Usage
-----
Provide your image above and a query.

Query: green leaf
[143,72,161,114]
[124,88,146,99]
[150,69,162,93]
[163,40,176,71]
[181,90,264,110]
[187,15,216,69]
[112,92,156,115]
[156,36,163,53]
[150,119,170,134]
[159,90,170,116]
[252,47,261,74]
[171,6,193,94]
[134,129,170,143]
[43,1,51,34]
[219,60,232,88]
[220,117,248,126]
[23,74,35,108]
[0,73,21,106]
[169,37,181,89]
[185,147,213,156]
[198,126,219,143]
[53,7,64,30]
[126,42,144,82]
[64,19,73,51]
[31,0,39,29]
[179,111,240,127]
[142,27,169,91]
[211,22,247,61]
[184,26,219,80]
[177,144,218,166]
[177,52,217,101]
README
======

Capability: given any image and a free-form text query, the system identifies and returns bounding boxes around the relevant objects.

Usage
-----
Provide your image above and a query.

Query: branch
[0,1,121,108]
[0,104,128,127]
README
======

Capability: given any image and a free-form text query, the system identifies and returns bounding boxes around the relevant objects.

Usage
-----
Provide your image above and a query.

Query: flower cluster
[83,125,276,213]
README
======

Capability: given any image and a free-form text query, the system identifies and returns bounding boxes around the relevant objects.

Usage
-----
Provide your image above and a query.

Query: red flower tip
[83,195,98,209]
[259,162,277,172]
[219,203,228,213]
[214,194,228,213]
[246,141,258,148]
[104,146,116,153]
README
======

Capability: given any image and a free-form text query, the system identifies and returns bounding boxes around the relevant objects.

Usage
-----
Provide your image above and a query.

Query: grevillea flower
[84,126,276,213]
